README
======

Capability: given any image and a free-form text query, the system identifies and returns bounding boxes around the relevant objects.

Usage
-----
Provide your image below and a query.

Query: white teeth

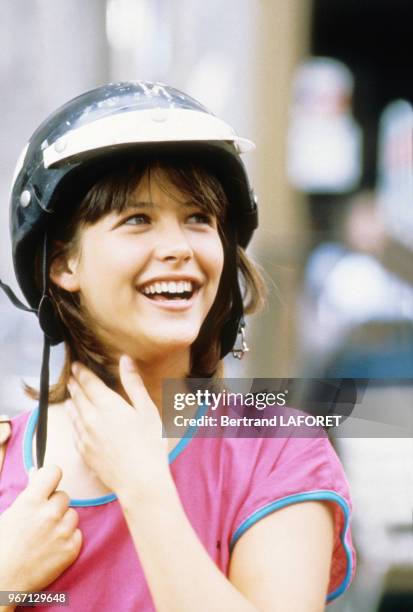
[141,280,195,295]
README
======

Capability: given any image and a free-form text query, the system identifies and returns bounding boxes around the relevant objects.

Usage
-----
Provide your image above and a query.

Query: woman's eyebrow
[123,200,207,211]
[181,200,208,209]
[126,200,154,209]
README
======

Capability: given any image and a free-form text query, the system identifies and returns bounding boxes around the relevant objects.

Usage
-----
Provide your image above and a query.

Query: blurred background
[0,0,412,609]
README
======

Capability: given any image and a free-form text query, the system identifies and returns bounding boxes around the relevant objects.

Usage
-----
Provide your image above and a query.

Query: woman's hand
[0,418,11,446]
[0,465,82,592]
[67,356,171,501]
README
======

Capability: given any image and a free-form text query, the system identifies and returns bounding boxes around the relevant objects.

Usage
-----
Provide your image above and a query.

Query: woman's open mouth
[137,280,200,308]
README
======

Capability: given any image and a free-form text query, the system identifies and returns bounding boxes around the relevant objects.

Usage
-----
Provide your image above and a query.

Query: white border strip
[43,108,255,168]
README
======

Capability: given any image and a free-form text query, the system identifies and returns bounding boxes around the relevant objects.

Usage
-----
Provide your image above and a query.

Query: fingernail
[121,355,136,372]
[71,362,80,375]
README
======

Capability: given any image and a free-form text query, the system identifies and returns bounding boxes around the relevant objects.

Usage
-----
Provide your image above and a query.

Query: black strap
[0,271,51,467]
[36,333,50,467]
[0,235,52,467]
[36,234,51,467]
[0,279,36,313]
[219,218,245,357]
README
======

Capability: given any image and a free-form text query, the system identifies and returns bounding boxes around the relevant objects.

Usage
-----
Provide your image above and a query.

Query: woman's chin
[154,334,196,351]
[141,329,198,356]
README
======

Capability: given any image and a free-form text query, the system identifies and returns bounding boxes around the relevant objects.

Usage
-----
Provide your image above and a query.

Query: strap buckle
[232,321,249,360]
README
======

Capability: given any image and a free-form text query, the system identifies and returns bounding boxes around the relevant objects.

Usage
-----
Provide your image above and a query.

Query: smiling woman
[0,82,355,612]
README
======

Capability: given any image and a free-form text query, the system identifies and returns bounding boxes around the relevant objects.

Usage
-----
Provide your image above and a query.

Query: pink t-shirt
[0,408,355,610]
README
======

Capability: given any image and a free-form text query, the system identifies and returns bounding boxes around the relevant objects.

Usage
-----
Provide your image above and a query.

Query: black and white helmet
[11,81,258,330]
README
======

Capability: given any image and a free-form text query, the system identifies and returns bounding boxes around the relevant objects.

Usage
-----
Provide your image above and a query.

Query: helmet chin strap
[36,234,52,468]
[36,332,50,467]
[0,279,36,313]
[0,235,51,468]
[219,219,249,359]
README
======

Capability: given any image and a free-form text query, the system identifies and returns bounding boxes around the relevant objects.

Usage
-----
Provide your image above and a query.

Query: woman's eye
[124,214,150,226]
[187,212,213,225]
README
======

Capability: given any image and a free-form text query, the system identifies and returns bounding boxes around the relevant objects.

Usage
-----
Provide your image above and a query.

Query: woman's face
[54,169,224,362]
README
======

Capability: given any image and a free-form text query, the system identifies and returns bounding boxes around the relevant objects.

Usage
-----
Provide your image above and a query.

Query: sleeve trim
[229,489,353,603]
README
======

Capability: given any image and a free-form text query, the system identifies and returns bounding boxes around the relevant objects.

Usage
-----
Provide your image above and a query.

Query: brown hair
[26,157,266,402]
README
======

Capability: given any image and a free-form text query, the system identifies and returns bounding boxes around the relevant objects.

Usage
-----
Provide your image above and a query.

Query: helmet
[6,81,259,465]
[11,81,257,324]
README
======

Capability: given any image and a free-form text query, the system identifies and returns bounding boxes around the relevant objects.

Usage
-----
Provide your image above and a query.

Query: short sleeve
[229,434,355,603]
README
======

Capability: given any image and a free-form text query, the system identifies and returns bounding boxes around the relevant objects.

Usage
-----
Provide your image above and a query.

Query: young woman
[0,82,355,611]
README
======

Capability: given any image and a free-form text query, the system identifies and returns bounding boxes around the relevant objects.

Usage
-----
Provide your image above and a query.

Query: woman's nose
[154,226,193,263]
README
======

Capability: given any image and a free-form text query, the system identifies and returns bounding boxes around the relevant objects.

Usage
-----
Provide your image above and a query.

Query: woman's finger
[60,507,79,535]
[119,355,154,410]
[71,362,114,404]
[48,490,70,516]
[26,465,63,501]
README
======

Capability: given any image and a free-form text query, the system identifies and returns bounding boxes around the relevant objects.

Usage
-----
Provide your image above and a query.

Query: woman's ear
[49,247,80,292]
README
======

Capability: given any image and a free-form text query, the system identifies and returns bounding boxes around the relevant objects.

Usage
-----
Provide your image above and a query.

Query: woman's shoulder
[178,427,350,498]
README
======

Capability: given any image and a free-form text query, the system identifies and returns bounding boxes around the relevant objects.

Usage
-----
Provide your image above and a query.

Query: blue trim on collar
[23,403,206,507]
[168,402,208,463]
[230,490,353,603]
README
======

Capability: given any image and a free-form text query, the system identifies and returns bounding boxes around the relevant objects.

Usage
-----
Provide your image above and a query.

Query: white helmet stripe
[11,142,30,188]
[43,108,255,168]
